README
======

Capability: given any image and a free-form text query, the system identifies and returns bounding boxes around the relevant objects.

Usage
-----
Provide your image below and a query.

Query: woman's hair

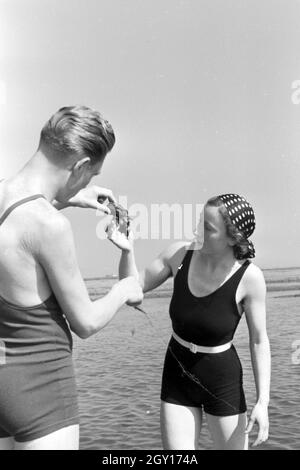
[206,196,255,260]
[39,105,115,165]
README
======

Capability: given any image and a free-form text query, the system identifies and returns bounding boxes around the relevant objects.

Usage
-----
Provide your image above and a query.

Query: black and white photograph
[0,0,299,452]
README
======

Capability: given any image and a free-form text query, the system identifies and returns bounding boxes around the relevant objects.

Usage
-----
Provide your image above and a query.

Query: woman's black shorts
[161,336,247,416]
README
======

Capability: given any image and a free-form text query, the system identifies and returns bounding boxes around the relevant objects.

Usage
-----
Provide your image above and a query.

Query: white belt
[172,331,232,354]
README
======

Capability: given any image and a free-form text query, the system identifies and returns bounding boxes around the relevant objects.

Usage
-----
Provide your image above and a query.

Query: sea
[72,267,300,450]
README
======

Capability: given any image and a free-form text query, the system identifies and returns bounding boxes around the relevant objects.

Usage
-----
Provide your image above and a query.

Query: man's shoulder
[28,199,72,237]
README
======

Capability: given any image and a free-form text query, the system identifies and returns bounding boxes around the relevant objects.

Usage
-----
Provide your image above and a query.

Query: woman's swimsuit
[0,195,79,442]
[161,246,251,416]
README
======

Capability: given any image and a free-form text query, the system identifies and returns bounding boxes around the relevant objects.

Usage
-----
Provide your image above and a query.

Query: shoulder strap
[227,259,251,292]
[175,246,193,281]
[0,194,46,226]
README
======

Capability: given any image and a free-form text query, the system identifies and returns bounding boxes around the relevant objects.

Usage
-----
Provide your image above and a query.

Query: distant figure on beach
[0,106,143,450]
[108,194,271,450]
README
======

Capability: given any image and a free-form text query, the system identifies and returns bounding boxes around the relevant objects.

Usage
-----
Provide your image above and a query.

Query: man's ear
[72,157,91,173]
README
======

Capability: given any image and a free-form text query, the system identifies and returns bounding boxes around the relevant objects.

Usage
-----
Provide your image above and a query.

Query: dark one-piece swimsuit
[0,195,79,442]
[161,246,251,416]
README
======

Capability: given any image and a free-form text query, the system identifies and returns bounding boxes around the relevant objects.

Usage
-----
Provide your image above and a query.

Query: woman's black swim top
[169,247,251,347]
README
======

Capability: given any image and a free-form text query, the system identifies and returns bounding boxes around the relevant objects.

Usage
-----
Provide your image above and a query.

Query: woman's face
[198,204,234,254]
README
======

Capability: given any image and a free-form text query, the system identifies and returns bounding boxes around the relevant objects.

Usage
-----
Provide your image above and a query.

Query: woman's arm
[126,244,190,293]
[137,242,189,293]
[243,264,271,446]
[119,247,139,280]
[108,224,188,294]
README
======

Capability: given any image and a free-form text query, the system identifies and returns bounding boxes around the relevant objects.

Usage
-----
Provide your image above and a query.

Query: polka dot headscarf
[218,194,256,258]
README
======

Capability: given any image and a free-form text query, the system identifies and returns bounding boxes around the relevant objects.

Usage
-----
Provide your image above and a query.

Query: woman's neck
[195,249,237,273]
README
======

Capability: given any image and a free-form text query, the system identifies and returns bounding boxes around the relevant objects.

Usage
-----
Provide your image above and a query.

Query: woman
[107,193,271,450]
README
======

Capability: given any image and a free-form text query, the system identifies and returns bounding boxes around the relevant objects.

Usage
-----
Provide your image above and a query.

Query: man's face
[79,160,103,190]
[56,159,103,202]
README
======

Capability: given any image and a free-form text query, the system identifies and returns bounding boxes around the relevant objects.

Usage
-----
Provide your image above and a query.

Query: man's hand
[245,402,269,447]
[54,186,117,214]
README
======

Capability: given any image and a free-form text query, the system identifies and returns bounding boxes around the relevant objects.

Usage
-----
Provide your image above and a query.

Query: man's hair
[39,105,115,164]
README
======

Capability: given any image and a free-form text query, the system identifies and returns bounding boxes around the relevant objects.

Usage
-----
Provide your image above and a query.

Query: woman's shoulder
[165,241,192,259]
[161,241,191,270]
[242,261,266,293]
[244,260,264,275]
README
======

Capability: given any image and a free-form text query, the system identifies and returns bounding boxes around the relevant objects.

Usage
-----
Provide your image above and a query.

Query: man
[0,105,143,450]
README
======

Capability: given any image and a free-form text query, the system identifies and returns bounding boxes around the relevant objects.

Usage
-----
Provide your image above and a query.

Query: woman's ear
[227,237,236,247]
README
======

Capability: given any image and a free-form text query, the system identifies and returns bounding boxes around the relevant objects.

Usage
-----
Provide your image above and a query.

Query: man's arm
[35,212,143,339]
[52,200,69,210]
[51,186,116,212]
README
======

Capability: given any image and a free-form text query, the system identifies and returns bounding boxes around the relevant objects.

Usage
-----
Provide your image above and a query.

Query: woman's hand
[55,186,117,214]
[105,219,134,252]
[245,402,269,447]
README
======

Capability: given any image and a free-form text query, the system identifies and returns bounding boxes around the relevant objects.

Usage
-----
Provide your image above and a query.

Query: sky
[0,0,300,277]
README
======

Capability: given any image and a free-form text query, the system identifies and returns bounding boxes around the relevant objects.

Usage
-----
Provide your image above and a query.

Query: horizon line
[84,265,300,281]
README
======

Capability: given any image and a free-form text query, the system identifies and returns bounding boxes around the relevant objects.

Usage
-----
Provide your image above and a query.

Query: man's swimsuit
[0,195,79,442]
